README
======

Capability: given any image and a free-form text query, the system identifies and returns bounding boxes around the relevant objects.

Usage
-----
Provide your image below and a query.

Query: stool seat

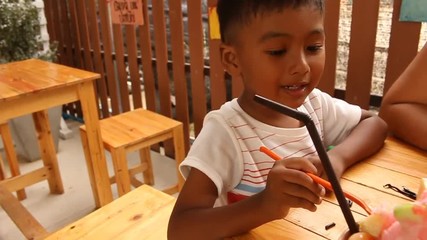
[80,108,185,201]
[99,109,182,149]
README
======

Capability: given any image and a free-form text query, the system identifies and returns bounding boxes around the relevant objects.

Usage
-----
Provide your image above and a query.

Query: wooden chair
[79,108,185,198]
[0,121,26,200]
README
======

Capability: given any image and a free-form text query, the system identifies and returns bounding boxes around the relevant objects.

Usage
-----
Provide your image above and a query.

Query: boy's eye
[307,45,323,53]
[266,49,286,56]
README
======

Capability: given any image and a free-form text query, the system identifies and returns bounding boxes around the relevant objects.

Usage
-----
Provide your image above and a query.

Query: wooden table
[46,137,427,239]
[45,185,176,239]
[0,59,113,207]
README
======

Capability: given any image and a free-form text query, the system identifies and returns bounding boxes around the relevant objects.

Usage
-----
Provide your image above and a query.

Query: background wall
[336,0,427,96]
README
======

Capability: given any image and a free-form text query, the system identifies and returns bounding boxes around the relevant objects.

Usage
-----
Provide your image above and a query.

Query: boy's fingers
[278,168,325,195]
[284,194,319,212]
[278,157,318,175]
[282,183,323,205]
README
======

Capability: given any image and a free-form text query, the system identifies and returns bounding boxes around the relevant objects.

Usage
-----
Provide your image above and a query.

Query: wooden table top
[0,59,99,101]
[46,136,427,239]
[45,185,176,240]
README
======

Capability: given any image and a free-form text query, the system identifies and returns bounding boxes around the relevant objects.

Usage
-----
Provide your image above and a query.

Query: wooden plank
[207,0,226,110]
[112,24,131,113]
[0,184,48,240]
[87,0,110,118]
[75,1,94,72]
[139,1,156,112]
[60,1,79,119]
[98,0,120,115]
[383,0,422,94]
[318,0,340,95]
[50,0,65,64]
[152,0,174,155]
[126,25,143,110]
[33,110,64,194]
[68,0,84,68]
[343,162,421,199]
[43,0,56,43]
[45,185,175,239]
[188,0,207,135]
[0,167,50,193]
[169,0,191,152]
[151,0,172,117]
[0,122,26,200]
[58,0,72,66]
[345,0,380,109]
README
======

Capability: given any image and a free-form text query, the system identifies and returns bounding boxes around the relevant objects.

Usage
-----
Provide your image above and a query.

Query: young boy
[168,0,387,239]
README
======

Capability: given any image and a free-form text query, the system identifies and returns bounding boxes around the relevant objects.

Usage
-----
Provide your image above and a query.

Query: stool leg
[139,147,154,185]
[173,124,186,191]
[111,147,131,196]
[0,153,5,180]
[0,123,26,200]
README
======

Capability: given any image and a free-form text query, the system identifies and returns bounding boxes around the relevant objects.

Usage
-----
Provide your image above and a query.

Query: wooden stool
[0,121,26,200]
[80,108,185,198]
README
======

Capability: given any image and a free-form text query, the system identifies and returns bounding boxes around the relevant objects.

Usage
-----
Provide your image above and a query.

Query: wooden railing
[43,0,424,154]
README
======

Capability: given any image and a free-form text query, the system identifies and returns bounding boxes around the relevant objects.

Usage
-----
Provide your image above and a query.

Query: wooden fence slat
[169,0,191,152]
[139,0,156,112]
[74,0,98,118]
[58,0,72,66]
[345,0,380,109]
[50,0,64,63]
[125,25,143,110]
[319,0,340,96]
[68,0,84,69]
[152,0,174,156]
[75,1,94,72]
[188,0,207,135]
[207,0,226,111]
[87,0,110,118]
[111,24,131,113]
[56,0,77,117]
[151,0,172,117]
[43,0,55,43]
[383,0,422,95]
[98,1,121,116]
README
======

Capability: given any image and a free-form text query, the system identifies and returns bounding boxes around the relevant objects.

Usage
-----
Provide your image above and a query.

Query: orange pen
[259,146,372,215]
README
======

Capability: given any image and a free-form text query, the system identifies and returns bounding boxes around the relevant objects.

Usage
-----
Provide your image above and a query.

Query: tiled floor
[0,120,178,240]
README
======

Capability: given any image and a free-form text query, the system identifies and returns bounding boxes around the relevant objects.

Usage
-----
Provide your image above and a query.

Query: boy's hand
[259,157,325,220]
[306,155,345,181]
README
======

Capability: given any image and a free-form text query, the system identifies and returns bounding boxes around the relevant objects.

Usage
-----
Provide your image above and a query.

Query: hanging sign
[400,0,427,22]
[110,0,144,25]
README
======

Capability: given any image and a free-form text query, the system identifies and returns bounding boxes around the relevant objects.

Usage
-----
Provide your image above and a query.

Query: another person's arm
[380,43,427,150]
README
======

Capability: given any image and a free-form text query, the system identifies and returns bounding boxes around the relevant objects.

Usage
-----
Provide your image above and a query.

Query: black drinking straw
[254,94,359,234]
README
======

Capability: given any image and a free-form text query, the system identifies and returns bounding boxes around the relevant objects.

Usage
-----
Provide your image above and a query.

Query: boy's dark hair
[217,0,325,44]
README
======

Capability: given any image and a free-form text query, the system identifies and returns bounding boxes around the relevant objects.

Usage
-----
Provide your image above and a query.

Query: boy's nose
[290,52,310,75]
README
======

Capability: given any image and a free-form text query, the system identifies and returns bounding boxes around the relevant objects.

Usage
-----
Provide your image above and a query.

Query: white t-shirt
[180,89,361,206]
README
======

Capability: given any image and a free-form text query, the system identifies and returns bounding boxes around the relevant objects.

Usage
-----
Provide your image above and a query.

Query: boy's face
[222,6,325,109]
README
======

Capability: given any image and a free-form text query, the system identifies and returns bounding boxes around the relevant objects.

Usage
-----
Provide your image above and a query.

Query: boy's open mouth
[284,84,307,91]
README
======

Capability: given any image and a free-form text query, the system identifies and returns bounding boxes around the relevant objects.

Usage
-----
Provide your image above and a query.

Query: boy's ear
[220,43,240,76]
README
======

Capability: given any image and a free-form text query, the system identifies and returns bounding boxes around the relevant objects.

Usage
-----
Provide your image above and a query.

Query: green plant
[0,0,57,63]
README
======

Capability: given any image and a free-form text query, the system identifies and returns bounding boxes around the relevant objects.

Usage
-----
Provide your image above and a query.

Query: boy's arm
[168,169,273,240]
[168,161,324,240]
[327,110,388,177]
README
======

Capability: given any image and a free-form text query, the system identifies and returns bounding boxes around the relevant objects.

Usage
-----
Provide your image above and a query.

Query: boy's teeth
[286,85,300,90]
